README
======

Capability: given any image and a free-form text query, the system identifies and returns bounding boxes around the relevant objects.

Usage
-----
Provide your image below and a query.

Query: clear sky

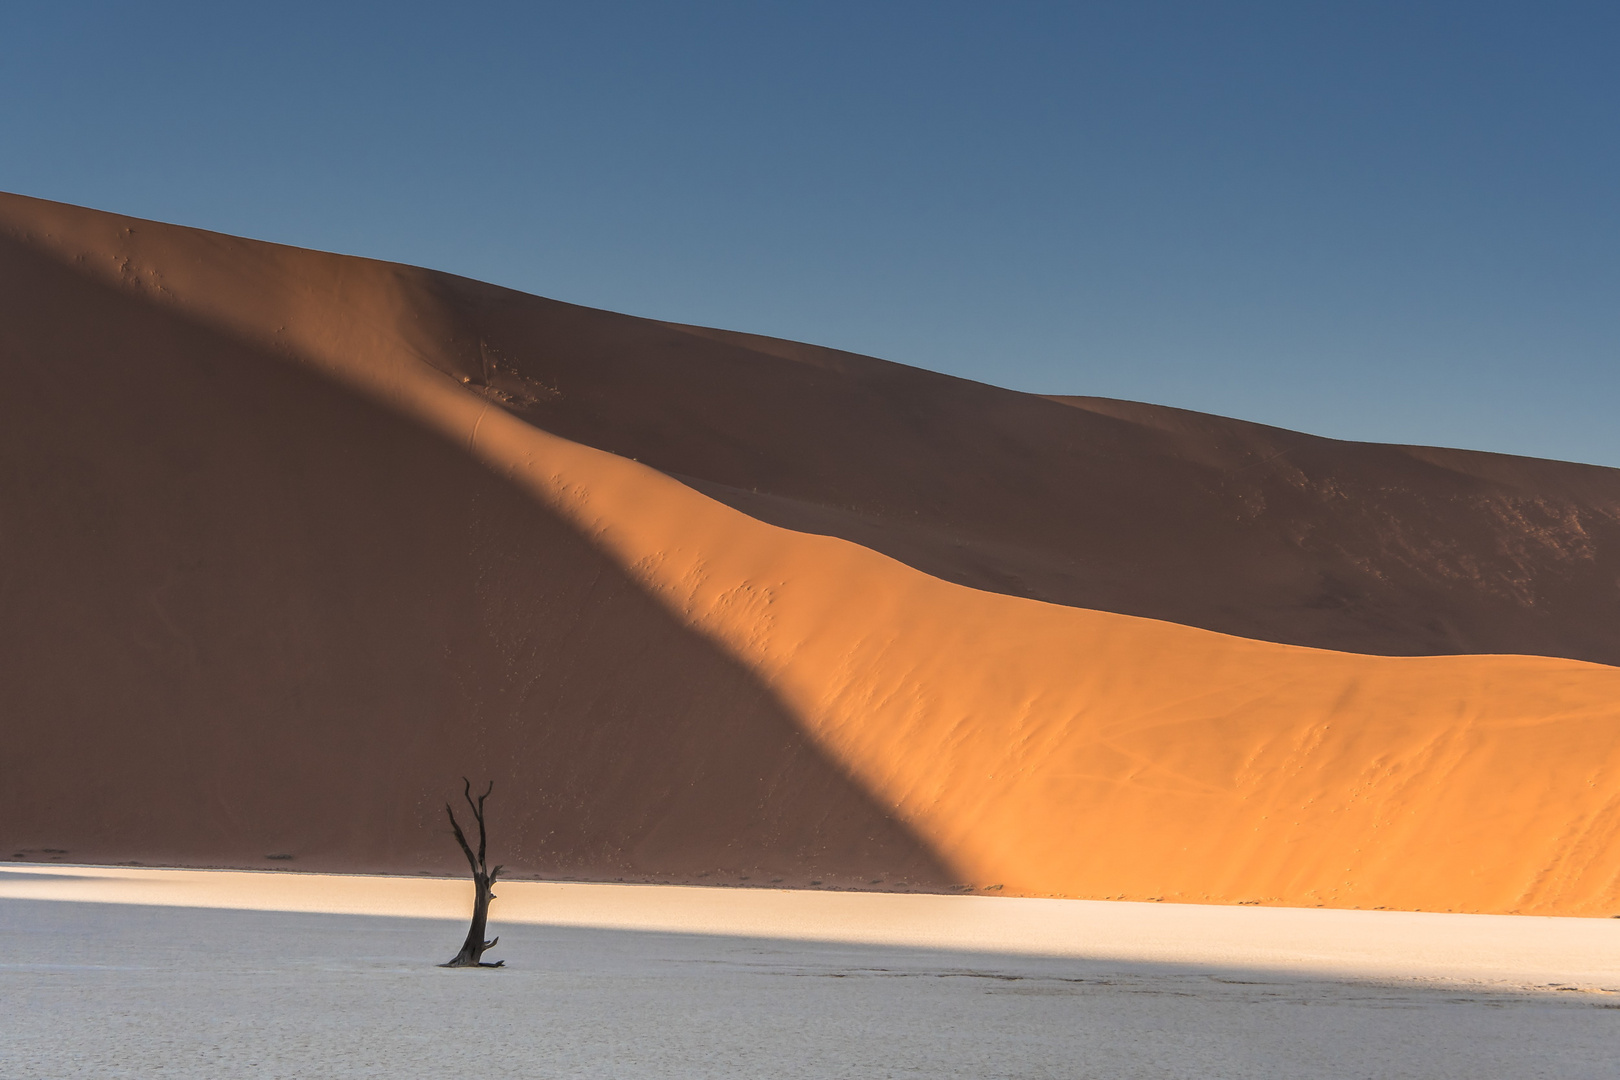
[4,3,1617,466]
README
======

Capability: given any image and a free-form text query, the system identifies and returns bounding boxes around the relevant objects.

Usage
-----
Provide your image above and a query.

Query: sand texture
[3,192,1620,914]
[2,870,1618,1079]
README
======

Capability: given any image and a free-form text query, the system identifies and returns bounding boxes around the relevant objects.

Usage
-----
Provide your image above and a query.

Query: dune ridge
[3,192,1619,915]
[455,292,1620,666]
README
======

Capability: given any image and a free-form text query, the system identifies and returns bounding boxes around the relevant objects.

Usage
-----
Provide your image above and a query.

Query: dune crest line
[4,193,1619,916]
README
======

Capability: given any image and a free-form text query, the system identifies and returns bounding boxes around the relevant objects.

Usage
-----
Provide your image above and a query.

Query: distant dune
[3,192,1618,915]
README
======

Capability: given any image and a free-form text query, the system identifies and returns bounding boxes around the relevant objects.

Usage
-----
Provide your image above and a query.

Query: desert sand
[3,192,1620,916]
[2,868,1617,1078]
[5,866,1619,987]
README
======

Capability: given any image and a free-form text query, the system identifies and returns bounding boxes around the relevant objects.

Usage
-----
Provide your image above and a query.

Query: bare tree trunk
[441,778,505,968]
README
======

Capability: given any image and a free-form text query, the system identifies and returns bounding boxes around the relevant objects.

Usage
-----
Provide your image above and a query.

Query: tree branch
[442,777,503,968]
[471,780,493,868]
[446,799,479,875]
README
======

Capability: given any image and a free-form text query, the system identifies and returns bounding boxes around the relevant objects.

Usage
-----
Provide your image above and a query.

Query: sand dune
[433,295,1620,665]
[3,192,1619,915]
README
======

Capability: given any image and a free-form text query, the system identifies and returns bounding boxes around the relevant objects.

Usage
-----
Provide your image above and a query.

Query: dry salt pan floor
[2,868,1618,1079]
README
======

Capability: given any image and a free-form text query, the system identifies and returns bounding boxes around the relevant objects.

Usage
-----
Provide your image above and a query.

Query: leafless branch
[446,803,478,874]
[441,777,505,968]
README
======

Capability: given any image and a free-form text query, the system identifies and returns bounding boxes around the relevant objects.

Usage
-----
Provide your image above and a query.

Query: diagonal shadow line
[4,897,1614,1003]
[418,272,1620,669]
[10,901,1615,1080]
[0,229,961,891]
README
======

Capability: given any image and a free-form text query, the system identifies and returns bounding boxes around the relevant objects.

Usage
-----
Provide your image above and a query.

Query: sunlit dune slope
[416,288,1620,665]
[3,192,1619,915]
[0,204,950,890]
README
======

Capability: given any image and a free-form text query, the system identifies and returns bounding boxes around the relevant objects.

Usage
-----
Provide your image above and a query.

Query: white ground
[3,867,1618,1078]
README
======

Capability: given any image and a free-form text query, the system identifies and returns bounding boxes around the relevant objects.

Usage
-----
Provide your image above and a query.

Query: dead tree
[442,778,505,968]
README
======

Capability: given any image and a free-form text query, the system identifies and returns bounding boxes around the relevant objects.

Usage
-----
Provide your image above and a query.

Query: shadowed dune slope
[437,296,1620,666]
[11,193,1620,664]
[0,210,952,889]
[3,193,1620,915]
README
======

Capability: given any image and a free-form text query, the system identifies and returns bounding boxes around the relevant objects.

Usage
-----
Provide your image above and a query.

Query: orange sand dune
[431,291,1620,665]
[3,192,1619,915]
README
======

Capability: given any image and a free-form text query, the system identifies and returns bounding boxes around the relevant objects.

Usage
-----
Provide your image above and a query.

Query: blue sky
[4,2,1617,466]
